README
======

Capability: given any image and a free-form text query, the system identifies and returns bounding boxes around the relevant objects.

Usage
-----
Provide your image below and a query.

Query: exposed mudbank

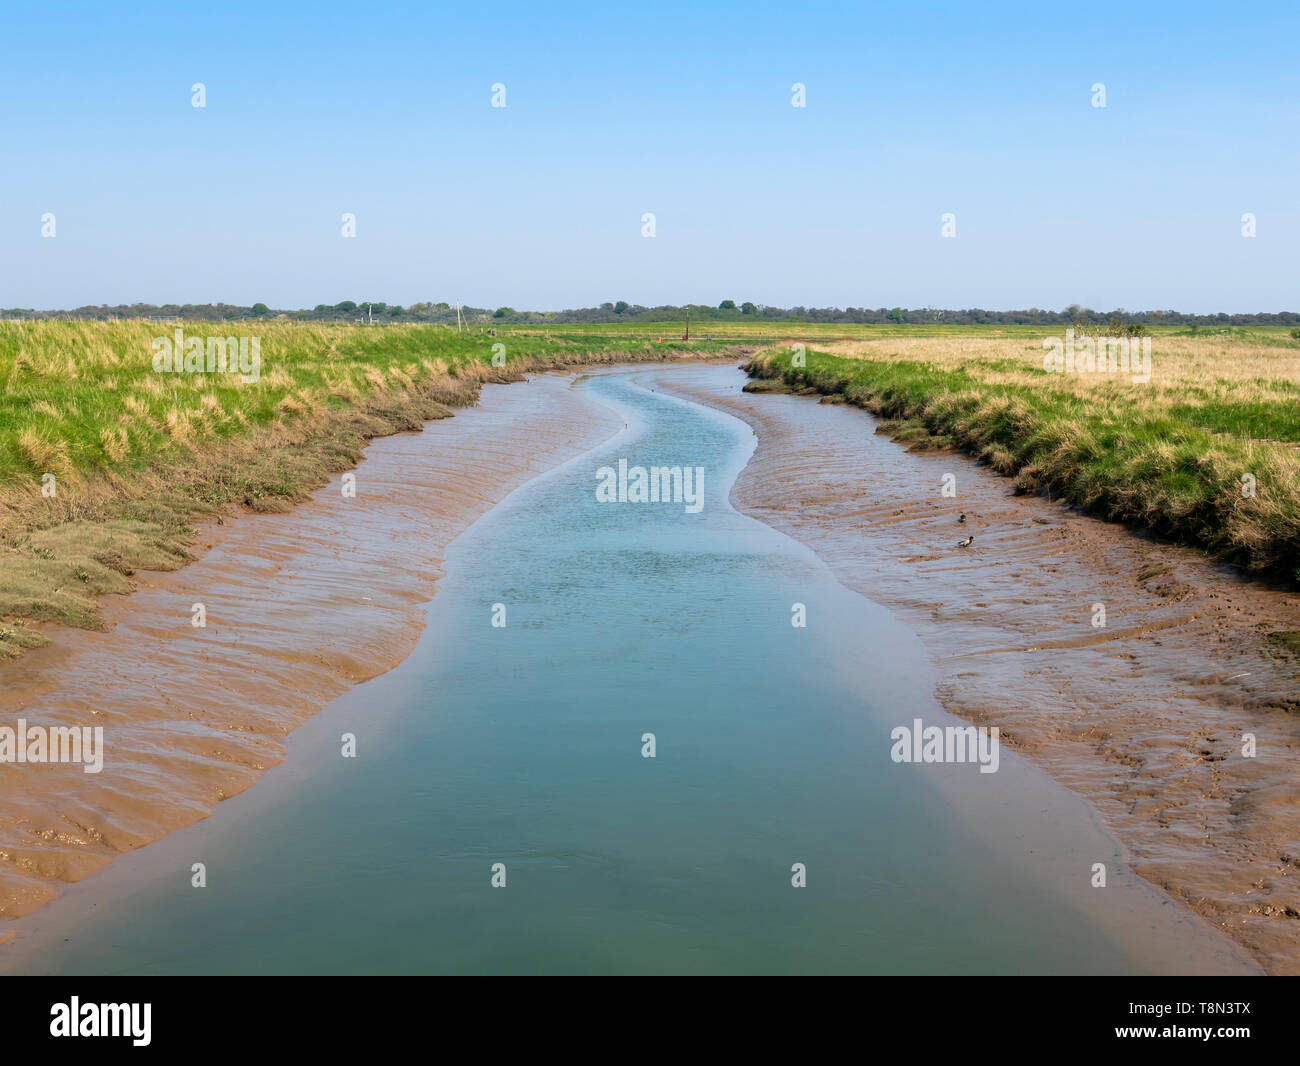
[0,373,623,923]
[651,364,1300,975]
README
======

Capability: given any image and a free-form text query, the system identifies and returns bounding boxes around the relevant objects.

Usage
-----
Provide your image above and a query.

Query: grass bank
[743,330,1300,584]
[0,320,739,660]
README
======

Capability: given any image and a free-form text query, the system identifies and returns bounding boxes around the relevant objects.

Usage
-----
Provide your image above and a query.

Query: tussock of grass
[1138,561,1175,582]
[741,378,797,394]
[876,417,955,451]
[1265,631,1300,654]
[745,336,1300,584]
[0,620,47,662]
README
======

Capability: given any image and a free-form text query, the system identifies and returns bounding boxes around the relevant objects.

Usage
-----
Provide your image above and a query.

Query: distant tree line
[3,301,1299,327]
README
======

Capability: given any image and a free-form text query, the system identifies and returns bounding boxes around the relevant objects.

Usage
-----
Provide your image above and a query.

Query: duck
[958,513,966,524]
[957,536,974,549]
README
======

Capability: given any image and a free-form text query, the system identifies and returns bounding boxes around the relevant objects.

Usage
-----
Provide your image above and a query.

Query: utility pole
[683,310,690,342]
[456,301,462,333]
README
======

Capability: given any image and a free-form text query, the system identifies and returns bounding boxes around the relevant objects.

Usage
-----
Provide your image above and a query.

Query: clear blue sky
[1,0,1296,313]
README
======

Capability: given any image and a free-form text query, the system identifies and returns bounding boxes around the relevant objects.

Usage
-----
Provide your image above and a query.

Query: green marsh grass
[0,320,737,657]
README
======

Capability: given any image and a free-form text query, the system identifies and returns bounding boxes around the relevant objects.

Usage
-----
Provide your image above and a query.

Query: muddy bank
[651,365,1300,975]
[0,373,622,924]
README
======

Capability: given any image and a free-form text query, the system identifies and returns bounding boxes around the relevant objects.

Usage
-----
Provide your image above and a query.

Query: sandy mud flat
[0,373,622,931]
[652,365,1300,975]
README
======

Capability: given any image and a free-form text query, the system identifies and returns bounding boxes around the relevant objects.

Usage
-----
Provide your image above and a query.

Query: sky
[1,1,1296,314]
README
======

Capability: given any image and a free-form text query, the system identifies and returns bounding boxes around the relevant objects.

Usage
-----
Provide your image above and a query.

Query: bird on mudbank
[957,535,974,549]
[958,513,966,524]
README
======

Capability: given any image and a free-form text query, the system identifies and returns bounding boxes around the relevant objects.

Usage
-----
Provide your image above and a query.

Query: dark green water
[4,369,1252,975]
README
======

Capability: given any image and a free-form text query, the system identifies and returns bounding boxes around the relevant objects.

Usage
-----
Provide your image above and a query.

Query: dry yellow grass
[805,332,1300,412]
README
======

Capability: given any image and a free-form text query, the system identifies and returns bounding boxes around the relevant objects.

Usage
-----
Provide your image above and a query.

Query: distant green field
[498,319,1055,342]
[497,319,1300,344]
